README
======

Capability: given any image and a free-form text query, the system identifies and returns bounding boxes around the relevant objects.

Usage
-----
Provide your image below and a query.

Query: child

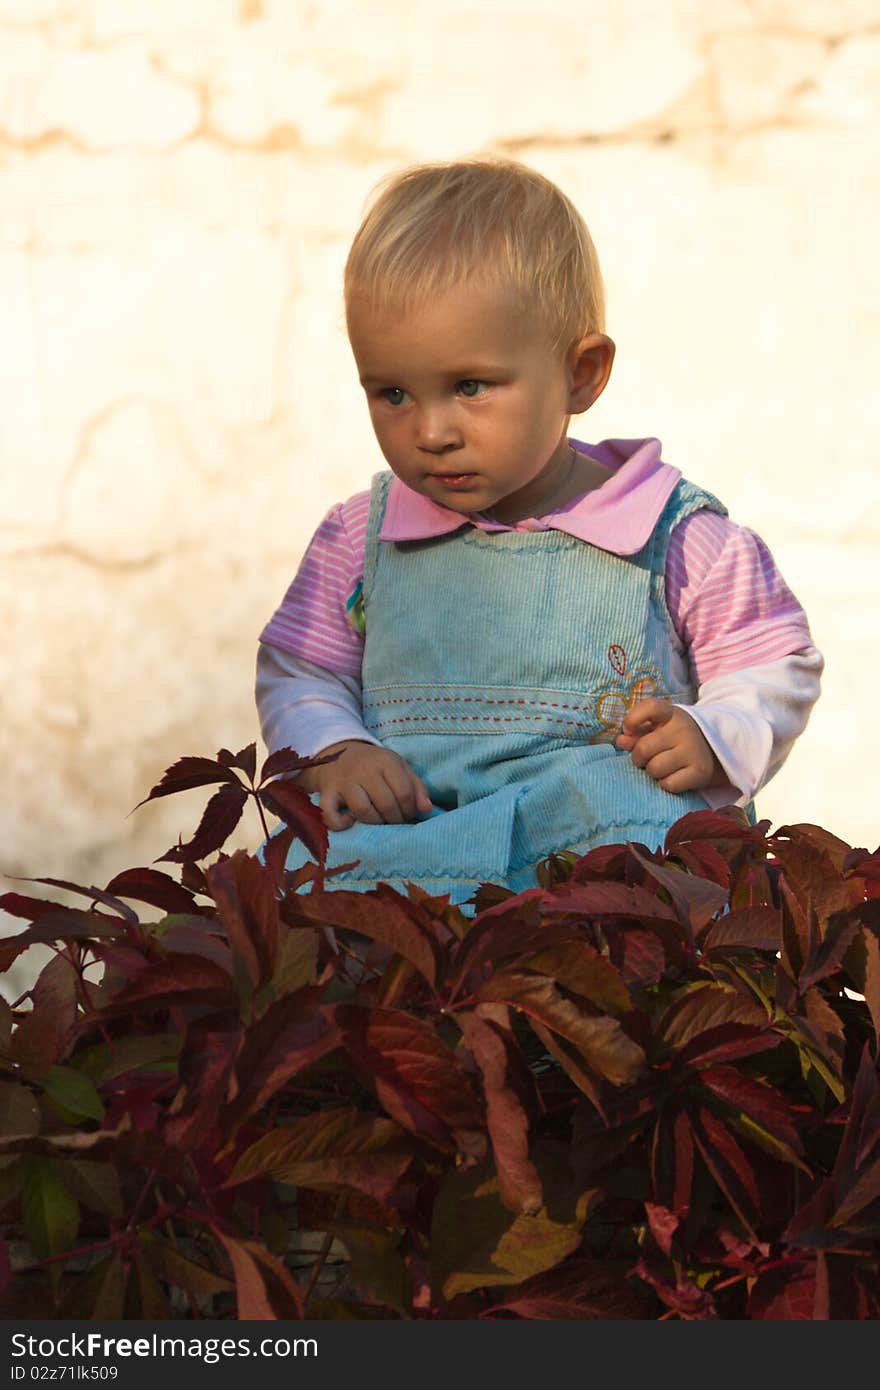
[257,158,822,904]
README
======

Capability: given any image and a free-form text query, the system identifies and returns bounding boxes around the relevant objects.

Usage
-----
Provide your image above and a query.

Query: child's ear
[567,334,615,413]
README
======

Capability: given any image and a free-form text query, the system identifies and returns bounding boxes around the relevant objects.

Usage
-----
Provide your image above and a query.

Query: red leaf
[658,983,767,1051]
[105,867,206,916]
[217,743,257,782]
[5,877,138,925]
[632,1257,717,1319]
[225,1109,412,1205]
[331,1004,483,1151]
[651,1106,694,1218]
[629,846,728,934]
[1,908,127,949]
[748,1257,817,1319]
[164,1018,243,1151]
[608,928,667,986]
[288,887,439,988]
[700,906,782,954]
[692,1106,761,1241]
[11,954,79,1073]
[133,755,241,808]
[206,851,279,990]
[799,914,863,991]
[458,1012,541,1214]
[263,824,296,889]
[223,991,339,1134]
[259,746,341,782]
[95,953,235,1017]
[488,1258,646,1319]
[542,880,680,924]
[669,841,732,889]
[476,970,645,1085]
[644,1201,680,1256]
[158,784,249,864]
[215,1234,303,1319]
[666,808,765,847]
[259,779,328,864]
[677,1022,781,1070]
[697,1065,805,1159]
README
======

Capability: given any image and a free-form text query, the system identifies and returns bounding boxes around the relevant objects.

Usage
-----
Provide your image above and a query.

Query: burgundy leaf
[631,1257,717,1319]
[476,970,645,1085]
[699,906,782,954]
[94,953,236,1017]
[748,1257,817,1319]
[223,990,340,1135]
[669,841,732,889]
[677,1022,781,1070]
[259,746,342,783]
[665,808,765,847]
[488,1258,646,1319]
[288,886,439,988]
[105,868,206,916]
[6,877,138,926]
[1,908,127,949]
[0,892,65,922]
[458,1012,542,1214]
[157,920,233,972]
[799,913,863,992]
[164,1017,243,1151]
[158,783,249,864]
[206,851,279,991]
[331,1004,484,1152]
[644,1200,680,1256]
[698,1064,804,1150]
[259,779,328,864]
[262,824,296,888]
[225,1109,412,1205]
[12,954,79,1073]
[133,755,241,809]
[651,1106,694,1218]
[542,879,680,924]
[216,743,257,782]
[692,1106,761,1242]
[629,846,728,934]
[517,941,632,1015]
[658,983,767,1051]
[607,928,668,986]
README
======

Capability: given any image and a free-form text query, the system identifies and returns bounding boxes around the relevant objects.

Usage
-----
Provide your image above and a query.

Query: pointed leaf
[430,1158,594,1299]
[58,1160,123,1218]
[133,755,241,808]
[105,867,205,916]
[259,779,328,864]
[217,743,258,782]
[5,877,138,925]
[95,953,236,1017]
[158,783,249,865]
[39,1065,104,1122]
[488,1258,646,1319]
[665,808,765,847]
[458,1012,542,1214]
[2,908,126,948]
[700,907,782,954]
[542,879,680,925]
[629,846,727,933]
[476,971,645,1085]
[0,1081,40,1137]
[226,1109,411,1203]
[21,1156,80,1261]
[164,1017,242,1150]
[288,887,438,987]
[518,942,632,1015]
[677,1022,780,1070]
[215,1233,301,1320]
[799,913,863,991]
[139,1230,233,1298]
[206,850,279,990]
[692,1106,760,1242]
[57,1253,126,1319]
[696,1065,808,1170]
[223,990,339,1134]
[658,983,767,1051]
[748,1258,817,1319]
[331,1004,483,1151]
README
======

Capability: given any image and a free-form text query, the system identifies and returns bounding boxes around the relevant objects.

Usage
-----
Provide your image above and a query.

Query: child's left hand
[615,698,727,794]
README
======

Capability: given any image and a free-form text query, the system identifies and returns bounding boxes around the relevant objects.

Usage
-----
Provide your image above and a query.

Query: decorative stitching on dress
[368,712,596,731]
[368,694,592,712]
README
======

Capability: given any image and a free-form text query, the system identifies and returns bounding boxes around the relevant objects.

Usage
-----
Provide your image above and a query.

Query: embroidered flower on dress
[590,643,665,743]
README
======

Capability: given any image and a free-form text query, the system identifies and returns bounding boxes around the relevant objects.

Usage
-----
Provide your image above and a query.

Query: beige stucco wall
[2,1,878,979]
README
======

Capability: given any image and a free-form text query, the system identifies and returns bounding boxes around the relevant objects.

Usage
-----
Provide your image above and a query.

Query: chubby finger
[625,725,678,769]
[621,697,675,737]
[412,774,433,816]
[641,748,690,784]
[320,789,355,831]
[338,784,384,825]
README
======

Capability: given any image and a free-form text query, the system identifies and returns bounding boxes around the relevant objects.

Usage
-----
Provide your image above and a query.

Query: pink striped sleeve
[665,510,814,685]
[259,491,370,678]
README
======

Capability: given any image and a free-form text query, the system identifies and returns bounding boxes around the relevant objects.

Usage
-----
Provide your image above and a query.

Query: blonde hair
[344,157,605,354]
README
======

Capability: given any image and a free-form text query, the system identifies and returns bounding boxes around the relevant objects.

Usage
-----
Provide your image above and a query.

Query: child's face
[347,281,609,524]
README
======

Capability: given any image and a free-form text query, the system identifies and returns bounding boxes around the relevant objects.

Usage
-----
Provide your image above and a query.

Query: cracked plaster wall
[2,0,879,987]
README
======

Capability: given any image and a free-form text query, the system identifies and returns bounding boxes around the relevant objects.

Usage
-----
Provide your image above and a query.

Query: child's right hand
[298,740,433,831]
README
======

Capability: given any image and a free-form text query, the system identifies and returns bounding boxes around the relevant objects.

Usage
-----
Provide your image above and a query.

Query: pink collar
[378,437,681,556]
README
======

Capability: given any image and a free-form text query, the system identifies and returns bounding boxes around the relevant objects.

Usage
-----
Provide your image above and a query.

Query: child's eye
[381,386,409,406]
[457,379,487,398]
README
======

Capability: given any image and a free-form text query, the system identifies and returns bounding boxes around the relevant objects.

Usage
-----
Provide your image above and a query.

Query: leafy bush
[1,744,879,1319]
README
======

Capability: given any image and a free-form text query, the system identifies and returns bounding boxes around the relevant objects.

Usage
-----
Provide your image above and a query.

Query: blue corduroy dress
[291,469,728,906]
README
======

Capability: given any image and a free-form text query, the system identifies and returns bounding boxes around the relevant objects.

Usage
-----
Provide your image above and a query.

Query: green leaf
[78,1033,181,1084]
[430,1154,596,1300]
[139,1230,233,1298]
[0,1080,40,1137]
[58,1160,123,1218]
[57,1254,126,1319]
[332,1223,410,1318]
[272,927,319,996]
[21,1156,80,1262]
[39,1065,105,1122]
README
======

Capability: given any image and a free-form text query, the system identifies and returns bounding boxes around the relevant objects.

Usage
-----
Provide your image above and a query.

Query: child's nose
[416,404,461,451]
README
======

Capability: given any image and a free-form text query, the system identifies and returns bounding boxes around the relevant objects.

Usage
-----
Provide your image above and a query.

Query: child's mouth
[432,472,477,490]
